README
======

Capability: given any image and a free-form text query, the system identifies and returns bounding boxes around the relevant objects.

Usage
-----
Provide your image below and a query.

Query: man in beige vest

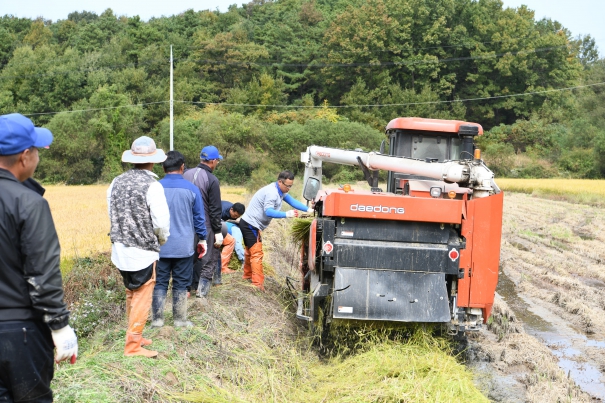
[107,136,170,358]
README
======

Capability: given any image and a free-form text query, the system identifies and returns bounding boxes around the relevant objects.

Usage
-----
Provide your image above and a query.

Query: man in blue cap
[0,113,78,402]
[184,145,223,298]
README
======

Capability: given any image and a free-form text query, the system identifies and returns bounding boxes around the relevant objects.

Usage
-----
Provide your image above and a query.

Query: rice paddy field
[45,184,247,262]
[496,178,605,206]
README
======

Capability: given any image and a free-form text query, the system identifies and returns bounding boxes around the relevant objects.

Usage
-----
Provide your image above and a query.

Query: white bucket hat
[121,136,166,164]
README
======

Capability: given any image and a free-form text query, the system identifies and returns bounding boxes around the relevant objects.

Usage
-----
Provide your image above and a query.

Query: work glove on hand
[285,210,299,218]
[197,240,207,258]
[51,325,78,364]
[214,233,224,248]
[154,228,168,245]
[298,207,315,217]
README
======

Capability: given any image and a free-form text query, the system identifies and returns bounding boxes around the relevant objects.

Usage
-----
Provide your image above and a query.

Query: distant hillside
[1,0,604,183]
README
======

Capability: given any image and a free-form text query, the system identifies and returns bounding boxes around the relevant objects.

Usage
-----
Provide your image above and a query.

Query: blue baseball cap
[0,113,53,156]
[200,145,223,161]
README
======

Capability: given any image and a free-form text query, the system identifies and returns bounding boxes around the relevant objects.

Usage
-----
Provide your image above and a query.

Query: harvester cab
[296,117,503,336]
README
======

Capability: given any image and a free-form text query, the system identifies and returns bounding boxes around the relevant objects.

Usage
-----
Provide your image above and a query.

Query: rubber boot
[173,290,193,327]
[221,234,236,273]
[196,279,211,298]
[213,258,222,286]
[242,247,252,280]
[124,332,158,358]
[249,242,265,291]
[151,289,167,328]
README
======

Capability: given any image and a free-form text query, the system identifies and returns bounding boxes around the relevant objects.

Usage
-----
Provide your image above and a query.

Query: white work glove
[197,240,207,258]
[51,325,78,364]
[214,233,224,248]
[299,207,314,217]
[285,210,299,218]
[154,228,168,246]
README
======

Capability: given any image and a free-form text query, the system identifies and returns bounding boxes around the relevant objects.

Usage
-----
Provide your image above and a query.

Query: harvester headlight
[430,187,442,198]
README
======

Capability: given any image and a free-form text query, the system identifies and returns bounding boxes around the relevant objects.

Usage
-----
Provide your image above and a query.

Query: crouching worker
[220,201,246,273]
[107,136,170,358]
[239,171,313,290]
[153,151,207,328]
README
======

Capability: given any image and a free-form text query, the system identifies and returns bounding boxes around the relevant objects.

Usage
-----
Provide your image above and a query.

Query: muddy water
[498,270,605,400]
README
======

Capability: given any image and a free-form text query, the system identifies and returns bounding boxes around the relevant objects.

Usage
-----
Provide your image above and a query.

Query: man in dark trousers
[152,151,207,328]
[184,145,223,298]
[0,113,78,402]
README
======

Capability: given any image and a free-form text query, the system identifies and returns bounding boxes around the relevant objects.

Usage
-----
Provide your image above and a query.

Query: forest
[0,0,603,185]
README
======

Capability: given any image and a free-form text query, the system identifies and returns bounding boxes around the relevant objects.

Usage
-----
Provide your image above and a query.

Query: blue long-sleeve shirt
[266,194,309,218]
[242,182,308,229]
[159,173,206,258]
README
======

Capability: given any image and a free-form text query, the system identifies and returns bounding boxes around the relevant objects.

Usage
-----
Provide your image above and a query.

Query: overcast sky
[2,0,603,56]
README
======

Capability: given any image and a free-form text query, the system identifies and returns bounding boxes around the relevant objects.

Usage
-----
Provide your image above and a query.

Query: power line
[180,81,605,107]
[18,81,604,117]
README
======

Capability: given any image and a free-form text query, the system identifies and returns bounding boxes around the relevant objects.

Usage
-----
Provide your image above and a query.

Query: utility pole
[170,45,174,151]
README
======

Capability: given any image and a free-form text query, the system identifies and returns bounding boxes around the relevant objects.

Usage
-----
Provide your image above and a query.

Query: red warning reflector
[323,241,334,254]
[448,248,459,262]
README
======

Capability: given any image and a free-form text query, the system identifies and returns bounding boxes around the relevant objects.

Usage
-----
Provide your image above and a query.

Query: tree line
[0,0,603,184]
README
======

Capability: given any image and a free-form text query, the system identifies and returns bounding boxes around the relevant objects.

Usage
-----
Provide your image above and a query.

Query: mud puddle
[498,270,605,400]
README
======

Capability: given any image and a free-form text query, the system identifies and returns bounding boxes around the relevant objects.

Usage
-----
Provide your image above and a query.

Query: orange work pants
[242,237,264,290]
[125,265,156,335]
[221,233,235,272]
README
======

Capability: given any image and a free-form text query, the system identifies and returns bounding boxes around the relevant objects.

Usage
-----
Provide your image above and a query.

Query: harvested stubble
[469,191,603,402]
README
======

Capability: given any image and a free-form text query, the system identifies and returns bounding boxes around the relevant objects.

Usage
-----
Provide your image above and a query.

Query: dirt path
[468,192,605,402]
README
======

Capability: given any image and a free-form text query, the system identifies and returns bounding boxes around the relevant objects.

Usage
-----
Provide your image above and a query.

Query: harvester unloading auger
[295,117,503,336]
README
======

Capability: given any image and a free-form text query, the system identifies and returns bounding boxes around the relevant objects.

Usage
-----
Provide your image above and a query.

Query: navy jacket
[184,164,222,233]
[221,201,234,221]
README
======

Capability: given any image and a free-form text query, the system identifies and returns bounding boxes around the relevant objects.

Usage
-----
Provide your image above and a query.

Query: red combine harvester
[296,117,503,335]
